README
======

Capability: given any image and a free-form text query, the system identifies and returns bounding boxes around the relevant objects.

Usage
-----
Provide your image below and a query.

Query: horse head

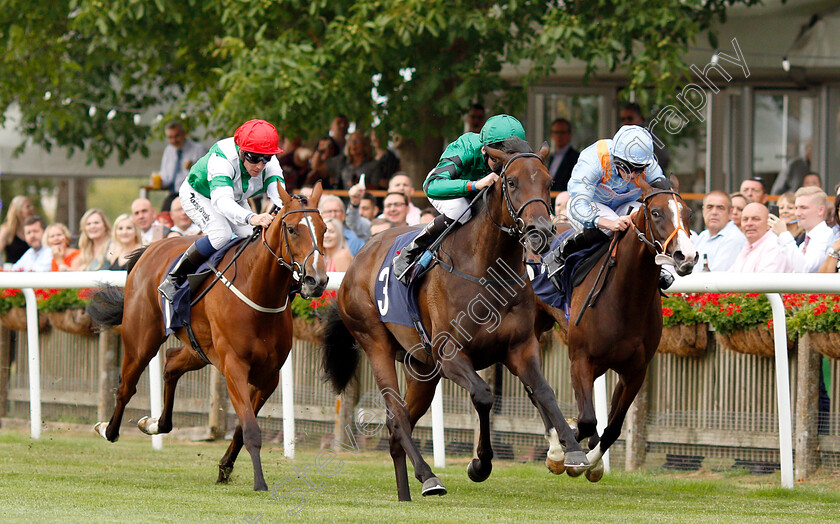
[636,181,698,276]
[484,141,555,255]
[270,181,329,298]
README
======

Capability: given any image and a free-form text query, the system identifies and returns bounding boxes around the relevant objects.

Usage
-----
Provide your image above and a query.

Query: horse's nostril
[673,251,686,264]
[303,276,316,286]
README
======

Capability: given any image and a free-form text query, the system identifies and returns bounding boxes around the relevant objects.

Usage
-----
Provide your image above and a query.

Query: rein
[630,189,688,257]
[486,152,553,237]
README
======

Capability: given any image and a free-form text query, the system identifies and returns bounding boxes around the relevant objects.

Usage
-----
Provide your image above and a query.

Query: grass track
[1,429,839,523]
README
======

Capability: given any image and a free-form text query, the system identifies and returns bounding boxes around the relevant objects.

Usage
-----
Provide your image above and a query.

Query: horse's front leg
[438,353,495,483]
[505,337,588,477]
[139,345,207,435]
[569,357,598,446]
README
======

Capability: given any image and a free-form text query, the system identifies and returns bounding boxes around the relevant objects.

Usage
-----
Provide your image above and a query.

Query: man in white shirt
[693,190,746,272]
[159,121,206,208]
[132,198,169,245]
[770,186,832,273]
[12,216,52,272]
[167,197,201,237]
[730,203,791,273]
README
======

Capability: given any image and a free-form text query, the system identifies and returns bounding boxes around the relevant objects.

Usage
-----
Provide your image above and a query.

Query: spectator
[72,208,112,270]
[0,195,35,264]
[339,131,380,189]
[819,194,840,273]
[132,198,169,245]
[619,102,670,171]
[159,121,206,212]
[777,192,804,244]
[386,173,421,225]
[277,138,307,192]
[329,114,350,150]
[740,176,778,216]
[554,191,570,219]
[730,203,791,273]
[729,193,747,230]
[802,173,822,189]
[769,187,832,273]
[359,192,379,221]
[318,195,366,254]
[12,216,52,271]
[298,185,314,199]
[419,206,439,225]
[346,183,372,241]
[323,218,354,272]
[108,214,143,270]
[370,128,400,185]
[693,190,746,272]
[369,218,393,236]
[382,192,410,228]
[547,118,580,191]
[167,198,201,237]
[305,136,341,189]
[465,103,486,134]
[45,223,80,271]
[771,141,811,194]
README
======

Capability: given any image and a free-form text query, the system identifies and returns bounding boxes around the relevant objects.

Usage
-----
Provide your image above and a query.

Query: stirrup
[158,277,179,303]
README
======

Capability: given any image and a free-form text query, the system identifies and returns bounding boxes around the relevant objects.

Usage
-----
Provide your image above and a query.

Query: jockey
[392,114,526,285]
[542,125,674,291]
[158,119,285,302]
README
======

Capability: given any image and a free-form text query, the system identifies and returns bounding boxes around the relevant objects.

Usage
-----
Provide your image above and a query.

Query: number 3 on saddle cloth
[161,237,248,337]
[375,230,436,350]
[526,231,611,320]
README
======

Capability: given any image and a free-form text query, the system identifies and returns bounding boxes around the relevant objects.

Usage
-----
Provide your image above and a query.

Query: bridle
[261,195,324,292]
[630,189,690,256]
[485,152,554,237]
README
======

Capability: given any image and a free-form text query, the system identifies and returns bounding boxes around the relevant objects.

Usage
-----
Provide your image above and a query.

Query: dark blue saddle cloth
[373,230,424,327]
[528,231,609,315]
[162,237,248,335]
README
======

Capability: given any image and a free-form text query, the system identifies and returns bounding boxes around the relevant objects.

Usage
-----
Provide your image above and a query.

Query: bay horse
[320,141,589,502]
[87,182,328,491]
[533,185,697,480]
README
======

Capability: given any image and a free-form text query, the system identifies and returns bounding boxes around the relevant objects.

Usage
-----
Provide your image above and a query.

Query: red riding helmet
[234,119,284,155]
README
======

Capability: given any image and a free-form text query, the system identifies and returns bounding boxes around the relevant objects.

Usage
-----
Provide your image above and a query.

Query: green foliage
[37,288,92,313]
[291,290,336,323]
[0,288,25,315]
[694,293,772,335]
[787,295,840,335]
[661,293,704,328]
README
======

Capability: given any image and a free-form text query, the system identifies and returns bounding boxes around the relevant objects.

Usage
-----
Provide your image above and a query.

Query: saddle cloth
[161,237,248,335]
[374,230,425,327]
[527,231,610,315]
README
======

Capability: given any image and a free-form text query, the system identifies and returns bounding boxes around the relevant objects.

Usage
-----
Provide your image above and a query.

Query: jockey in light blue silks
[542,125,675,291]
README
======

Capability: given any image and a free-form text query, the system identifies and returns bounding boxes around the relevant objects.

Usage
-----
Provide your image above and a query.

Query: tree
[0,0,759,170]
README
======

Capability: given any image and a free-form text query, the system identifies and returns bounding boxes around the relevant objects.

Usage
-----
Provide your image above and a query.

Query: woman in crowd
[107,213,142,270]
[339,131,380,189]
[44,223,79,271]
[0,195,35,264]
[72,208,112,270]
[323,218,353,272]
[777,191,804,244]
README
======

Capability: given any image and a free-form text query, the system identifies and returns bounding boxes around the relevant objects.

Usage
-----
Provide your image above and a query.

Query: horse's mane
[494,137,533,154]
[123,246,148,274]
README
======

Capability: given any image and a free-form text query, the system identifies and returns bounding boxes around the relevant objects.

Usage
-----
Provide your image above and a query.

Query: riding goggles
[243,151,274,165]
[613,157,647,175]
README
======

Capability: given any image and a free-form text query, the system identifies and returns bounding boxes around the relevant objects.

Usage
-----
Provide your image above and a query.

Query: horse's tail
[85,246,149,327]
[86,285,125,327]
[321,303,360,394]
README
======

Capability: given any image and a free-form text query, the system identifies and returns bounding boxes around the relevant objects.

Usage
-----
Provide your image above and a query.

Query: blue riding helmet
[611,125,655,169]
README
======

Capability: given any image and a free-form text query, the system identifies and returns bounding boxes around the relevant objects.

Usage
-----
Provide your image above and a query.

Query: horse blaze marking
[377,266,390,315]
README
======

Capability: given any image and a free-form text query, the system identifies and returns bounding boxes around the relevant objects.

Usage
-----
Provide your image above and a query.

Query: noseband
[261,195,323,286]
[486,152,553,237]
[631,189,689,256]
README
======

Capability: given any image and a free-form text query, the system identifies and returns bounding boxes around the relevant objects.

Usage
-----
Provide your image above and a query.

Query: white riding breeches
[180,186,254,249]
[430,197,472,224]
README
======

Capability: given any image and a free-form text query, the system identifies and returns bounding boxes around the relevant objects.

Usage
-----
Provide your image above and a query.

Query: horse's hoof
[254,482,268,492]
[467,459,492,482]
[216,465,233,484]
[137,416,159,436]
[93,422,117,442]
[545,456,565,475]
[421,477,447,496]
[585,460,605,483]
[564,450,589,478]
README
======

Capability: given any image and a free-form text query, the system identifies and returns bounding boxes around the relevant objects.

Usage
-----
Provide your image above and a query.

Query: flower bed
[0,289,49,331]
[38,289,96,336]
[291,290,337,344]
[788,294,840,359]
[660,294,707,357]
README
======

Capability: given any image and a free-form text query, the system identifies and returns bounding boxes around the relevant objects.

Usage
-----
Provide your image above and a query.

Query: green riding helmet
[479,115,526,146]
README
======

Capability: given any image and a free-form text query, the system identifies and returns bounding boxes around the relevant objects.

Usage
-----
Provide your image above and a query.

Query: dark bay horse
[87,182,328,491]
[321,142,590,502]
[534,185,697,481]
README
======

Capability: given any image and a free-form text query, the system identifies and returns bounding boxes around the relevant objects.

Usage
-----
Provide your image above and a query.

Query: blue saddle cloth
[162,237,248,335]
[527,231,608,315]
[373,230,424,327]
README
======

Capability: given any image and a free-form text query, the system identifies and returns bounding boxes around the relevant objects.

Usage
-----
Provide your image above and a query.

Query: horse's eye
[651,210,662,218]
[287,226,296,234]
[507,178,516,188]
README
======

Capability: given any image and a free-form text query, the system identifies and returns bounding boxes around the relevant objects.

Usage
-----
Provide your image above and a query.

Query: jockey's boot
[158,242,208,303]
[393,214,454,286]
[543,227,608,293]
[659,268,675,290]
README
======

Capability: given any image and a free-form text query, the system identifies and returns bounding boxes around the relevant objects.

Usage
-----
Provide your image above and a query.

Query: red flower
[662,307,673,317]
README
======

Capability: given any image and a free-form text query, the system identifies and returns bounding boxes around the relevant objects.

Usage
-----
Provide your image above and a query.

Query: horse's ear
[638,177,653,198]
[538,141,550,163]
[484,146,510,169]
[276,181,292,207]
[309,181,324,208]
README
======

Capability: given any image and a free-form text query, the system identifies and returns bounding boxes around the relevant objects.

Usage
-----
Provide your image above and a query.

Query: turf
[0,429,838,523]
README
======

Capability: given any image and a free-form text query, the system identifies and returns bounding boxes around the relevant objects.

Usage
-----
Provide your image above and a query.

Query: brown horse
[87,182,328,491]
[320,140,590,502]
[533,185,697,480]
